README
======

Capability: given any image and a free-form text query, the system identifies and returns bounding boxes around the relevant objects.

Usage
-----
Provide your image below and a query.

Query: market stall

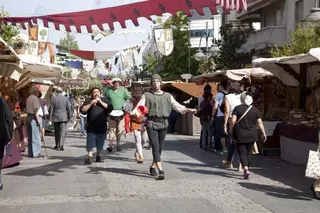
[162,82,217,135]
[193,68,281,154]
[253,48,320,164]
[0,37,24,168]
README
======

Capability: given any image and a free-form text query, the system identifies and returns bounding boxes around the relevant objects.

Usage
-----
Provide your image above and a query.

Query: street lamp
[194,21,219,62]
[304,0,320,22]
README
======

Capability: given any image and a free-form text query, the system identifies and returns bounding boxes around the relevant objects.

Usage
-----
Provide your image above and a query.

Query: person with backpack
[212,80,228,154]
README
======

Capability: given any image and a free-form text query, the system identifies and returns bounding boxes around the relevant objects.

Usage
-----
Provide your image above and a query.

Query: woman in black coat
[0,96,14,190]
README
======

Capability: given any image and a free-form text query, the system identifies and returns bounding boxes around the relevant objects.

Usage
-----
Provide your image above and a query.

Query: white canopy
[253,48,320,87]
[192,67,274,83]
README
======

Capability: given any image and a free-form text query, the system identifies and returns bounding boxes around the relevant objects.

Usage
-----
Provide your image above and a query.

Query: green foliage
[142,52,158,75]
[161,11,198,77]
[214,23,254,70]
[59,32,79,51]
[0,6,19,44]
[198,58,216,73]
[142,12,198,77]
[270,25,320,57]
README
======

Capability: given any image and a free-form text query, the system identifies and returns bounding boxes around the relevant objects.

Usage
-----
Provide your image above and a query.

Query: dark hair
[204,84,212,92]
[202,91,213,100]
[228,81,242,94]
[90,87,101,93]
[38,91,42,98]
[220,79,228,90]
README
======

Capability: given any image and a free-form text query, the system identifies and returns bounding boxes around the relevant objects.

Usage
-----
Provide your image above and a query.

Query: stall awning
[0,0,249,33]
[0,37,23,81]
[252,48,320,87]
[193,68,274,83]
[162,82,217,98]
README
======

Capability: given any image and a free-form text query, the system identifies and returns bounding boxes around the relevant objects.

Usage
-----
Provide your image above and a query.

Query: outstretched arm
[171,95,196,114]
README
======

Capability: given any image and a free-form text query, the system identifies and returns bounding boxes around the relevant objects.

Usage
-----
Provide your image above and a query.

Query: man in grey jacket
[50,88,72,151]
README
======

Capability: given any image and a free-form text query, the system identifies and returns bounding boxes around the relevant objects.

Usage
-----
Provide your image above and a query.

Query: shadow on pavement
[238,182,313,201]
[87,166,154,179]
[4,156,83,177]
[163,137,314,198]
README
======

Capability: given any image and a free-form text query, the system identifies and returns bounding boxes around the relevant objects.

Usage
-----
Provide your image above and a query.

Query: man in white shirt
[212,80,228,154]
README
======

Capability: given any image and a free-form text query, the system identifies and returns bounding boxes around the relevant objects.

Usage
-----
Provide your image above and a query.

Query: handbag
[305,130,320,179]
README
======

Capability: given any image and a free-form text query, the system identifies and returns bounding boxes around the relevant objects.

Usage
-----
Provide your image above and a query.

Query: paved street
[0,132,319,213]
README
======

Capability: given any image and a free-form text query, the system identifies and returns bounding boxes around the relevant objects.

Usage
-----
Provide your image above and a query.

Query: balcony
[239,26,287,52]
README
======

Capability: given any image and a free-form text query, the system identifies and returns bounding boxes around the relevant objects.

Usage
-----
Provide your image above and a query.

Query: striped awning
[0,0,249,33]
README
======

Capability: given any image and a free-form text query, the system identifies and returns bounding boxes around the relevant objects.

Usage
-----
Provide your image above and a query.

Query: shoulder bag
[235,105,253,125]
[305,130,320,179]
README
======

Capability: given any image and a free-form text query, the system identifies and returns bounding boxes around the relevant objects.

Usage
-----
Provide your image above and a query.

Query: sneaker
[96,155,103,163]
[149,167,157,176]
[222,160,233,168]
[243,169,250,179]
[157,170,165,180]
[85,156,93,164]
[107,147,113,152]
[116,146,122,152]
[59,146,64,151]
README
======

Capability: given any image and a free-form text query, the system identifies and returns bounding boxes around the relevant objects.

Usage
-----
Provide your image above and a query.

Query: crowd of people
[198,80,267,179]
[0,75,320,200]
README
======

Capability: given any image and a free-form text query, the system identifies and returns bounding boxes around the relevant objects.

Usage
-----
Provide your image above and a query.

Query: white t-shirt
[226,93,242,117]
[215,92,225,117]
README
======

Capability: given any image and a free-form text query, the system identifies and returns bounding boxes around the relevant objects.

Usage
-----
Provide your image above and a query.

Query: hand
[90,99,98,106]
[224,126,228,135]
[262,133,267,143]
[186,108,197,114]
[48,121,52,125]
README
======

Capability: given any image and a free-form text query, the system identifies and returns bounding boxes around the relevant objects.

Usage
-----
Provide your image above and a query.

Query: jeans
[86,132,106,152]
[236,142,254,167]
[214,116,224,151]
[27,115,41,157]
[146,126,166,163]
[80,116,87,134]
[226,135,240,164]
[200,121,212,149]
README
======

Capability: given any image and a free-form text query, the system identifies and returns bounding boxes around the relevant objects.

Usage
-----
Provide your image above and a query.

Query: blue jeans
[80,116,87,134]
[226,134,240,165]
[27,115,41,157]
[86,132,106,152]
[200,121,212,149]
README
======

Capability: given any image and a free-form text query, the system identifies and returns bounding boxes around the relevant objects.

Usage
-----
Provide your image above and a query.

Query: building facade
[237,0,314,56]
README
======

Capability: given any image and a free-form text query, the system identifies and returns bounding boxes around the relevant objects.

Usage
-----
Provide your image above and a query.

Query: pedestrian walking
[131,74,197,180]
[229,91,266,179]
[0,96,13,190]
[80,87,112,164]
[222,81,243,171]
[49,88,72,151]
[123,85,148,163]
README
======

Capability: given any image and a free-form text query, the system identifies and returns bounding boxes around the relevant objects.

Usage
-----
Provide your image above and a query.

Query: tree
[0,6,19,44]
[270,25,320,57]
[143,12,198,77]
[59,32,79,51]
[214,23,254,70]
[161,12,198,77]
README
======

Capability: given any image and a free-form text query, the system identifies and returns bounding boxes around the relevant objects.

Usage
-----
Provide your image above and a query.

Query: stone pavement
[0,132,319,213]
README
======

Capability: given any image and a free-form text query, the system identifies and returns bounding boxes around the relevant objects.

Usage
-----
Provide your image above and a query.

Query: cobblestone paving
[0,133,319,213]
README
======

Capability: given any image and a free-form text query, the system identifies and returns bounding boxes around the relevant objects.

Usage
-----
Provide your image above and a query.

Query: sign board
[154,27,174,56]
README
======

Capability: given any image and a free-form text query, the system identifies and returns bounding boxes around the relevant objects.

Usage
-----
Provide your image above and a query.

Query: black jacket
[0,97,13,145]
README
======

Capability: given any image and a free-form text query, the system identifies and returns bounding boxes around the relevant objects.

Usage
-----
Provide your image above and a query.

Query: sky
[1,0,154,51]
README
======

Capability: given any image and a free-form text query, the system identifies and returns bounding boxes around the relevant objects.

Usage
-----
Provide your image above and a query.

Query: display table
[2,139,23,168]
[274,123,318,165]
